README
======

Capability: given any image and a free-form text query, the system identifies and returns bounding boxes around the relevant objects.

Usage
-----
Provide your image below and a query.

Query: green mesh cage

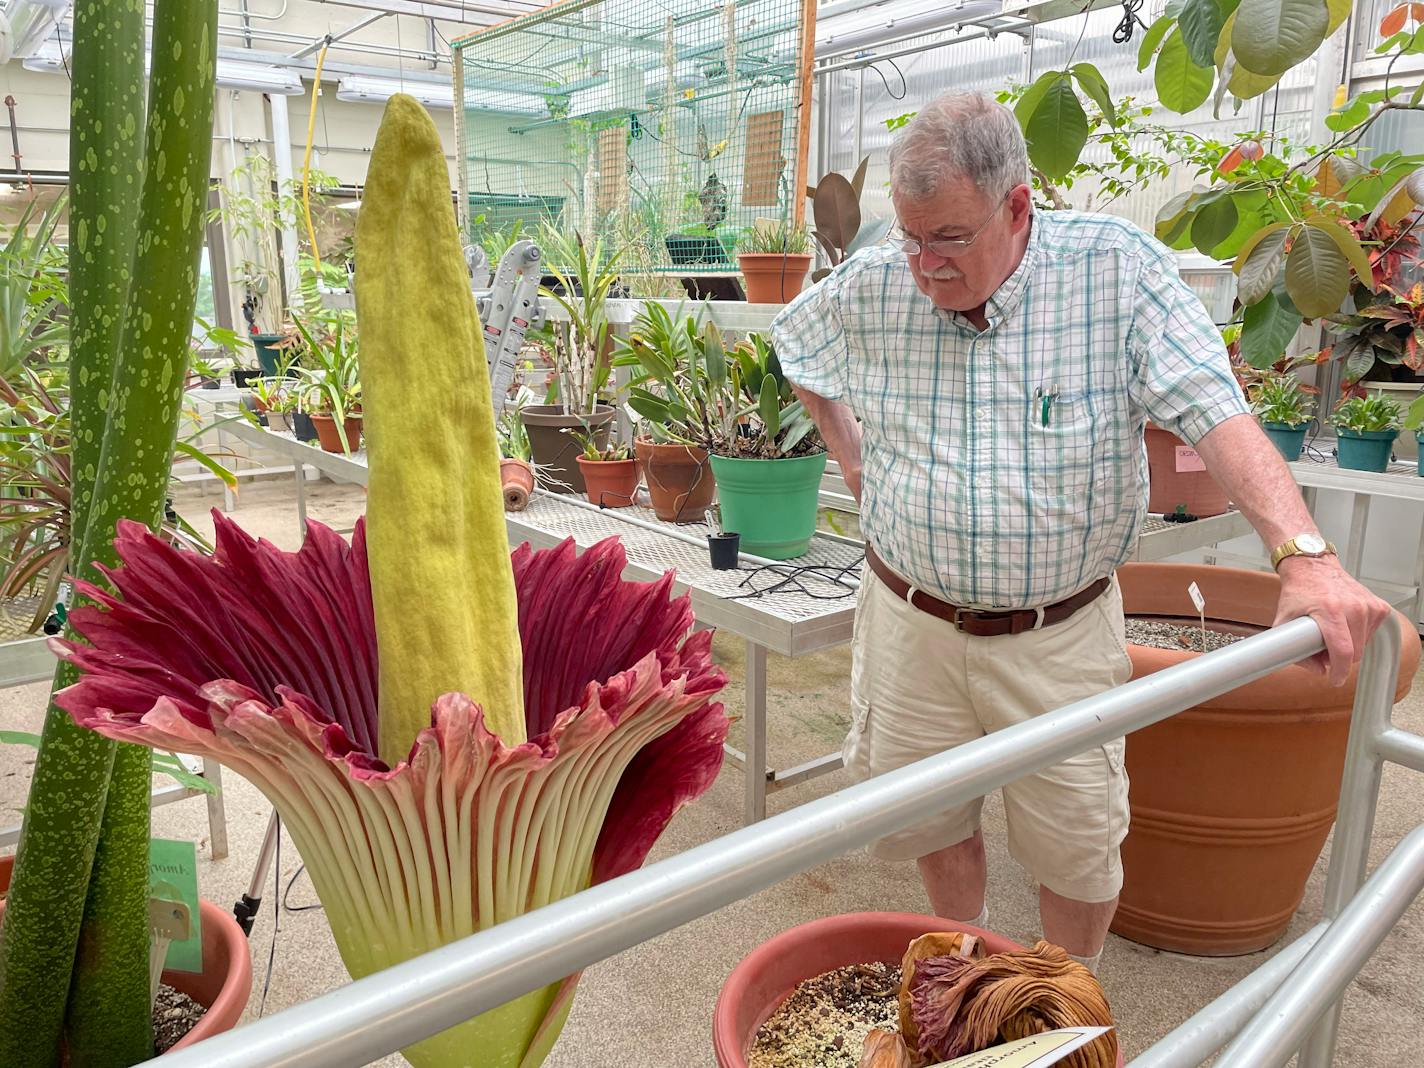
[452,0,811,276]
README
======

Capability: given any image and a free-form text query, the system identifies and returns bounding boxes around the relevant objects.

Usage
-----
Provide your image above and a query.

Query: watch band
[1270,536,1337,569]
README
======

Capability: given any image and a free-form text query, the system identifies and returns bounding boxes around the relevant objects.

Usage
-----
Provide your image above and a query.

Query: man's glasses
[889,191,1010,259]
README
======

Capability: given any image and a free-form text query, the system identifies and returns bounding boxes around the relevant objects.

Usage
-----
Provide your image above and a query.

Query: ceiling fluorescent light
[5,0,73,60]
[815,0,1003,57]
[216,61,304,95]
[336,75,454,110]
[20,41,304,96]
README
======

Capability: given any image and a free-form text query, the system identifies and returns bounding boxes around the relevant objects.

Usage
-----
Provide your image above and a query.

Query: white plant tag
[1188,581,1207,652]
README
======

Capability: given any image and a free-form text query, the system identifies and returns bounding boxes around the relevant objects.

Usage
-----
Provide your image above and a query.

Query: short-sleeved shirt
[770,209,1249,610]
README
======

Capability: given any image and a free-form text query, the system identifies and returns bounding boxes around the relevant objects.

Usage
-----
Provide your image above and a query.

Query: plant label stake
[1188,581,1207,653]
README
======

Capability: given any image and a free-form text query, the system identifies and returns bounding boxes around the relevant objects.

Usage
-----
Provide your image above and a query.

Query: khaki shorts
[844,570,1133,903]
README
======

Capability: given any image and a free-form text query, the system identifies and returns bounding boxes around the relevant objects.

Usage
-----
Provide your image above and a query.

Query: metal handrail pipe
[1127,923,1327,1068]
[1216,823,1424,1067]
[1377,726,1424,774]
[145,617,1326,1068]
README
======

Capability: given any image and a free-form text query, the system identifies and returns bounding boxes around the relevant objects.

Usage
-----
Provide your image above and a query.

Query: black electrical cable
[725,556,863,601]
[283,863,324,914]
[1113,0,1147,45]
[869,60,908,102]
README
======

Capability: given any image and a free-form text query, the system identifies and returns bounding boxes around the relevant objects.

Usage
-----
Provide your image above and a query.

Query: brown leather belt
[863,544,1111,637]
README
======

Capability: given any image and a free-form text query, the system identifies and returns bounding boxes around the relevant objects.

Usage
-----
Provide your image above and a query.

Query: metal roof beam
[290,11,388,58]
[310,0,533,24]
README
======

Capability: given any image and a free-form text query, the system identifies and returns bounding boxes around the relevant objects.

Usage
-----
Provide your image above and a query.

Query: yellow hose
[300,37,329,274]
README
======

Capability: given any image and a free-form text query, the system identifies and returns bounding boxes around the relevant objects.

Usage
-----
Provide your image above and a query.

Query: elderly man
[769,91,1390,972]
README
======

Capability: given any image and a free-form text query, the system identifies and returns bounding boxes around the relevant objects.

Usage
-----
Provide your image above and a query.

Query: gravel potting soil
[749,962,901,1068]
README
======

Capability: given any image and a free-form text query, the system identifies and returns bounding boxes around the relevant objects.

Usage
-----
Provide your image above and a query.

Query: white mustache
[921,265,962,280]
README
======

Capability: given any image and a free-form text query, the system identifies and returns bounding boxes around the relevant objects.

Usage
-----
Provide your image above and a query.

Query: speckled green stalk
[0,2,145,1063]
[65,4,218,1063]
[0,3,218,1064]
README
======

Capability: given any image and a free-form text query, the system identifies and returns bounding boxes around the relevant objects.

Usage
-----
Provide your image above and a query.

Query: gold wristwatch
[1269,532,1337,570]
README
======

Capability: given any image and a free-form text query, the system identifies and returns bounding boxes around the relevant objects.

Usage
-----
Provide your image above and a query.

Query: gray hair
[888,92,1029,201]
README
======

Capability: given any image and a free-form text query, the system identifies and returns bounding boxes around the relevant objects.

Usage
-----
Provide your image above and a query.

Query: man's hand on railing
[1273,554,1393,686]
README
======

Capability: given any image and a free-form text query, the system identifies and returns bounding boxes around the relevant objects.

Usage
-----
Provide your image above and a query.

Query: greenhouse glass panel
[452,0,813,274]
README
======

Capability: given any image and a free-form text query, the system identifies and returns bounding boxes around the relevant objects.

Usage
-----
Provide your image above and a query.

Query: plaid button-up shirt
[770,210,1249,610]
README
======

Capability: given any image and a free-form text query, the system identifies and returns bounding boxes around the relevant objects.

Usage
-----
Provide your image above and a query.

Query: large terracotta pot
[0,854,253,1053]
[737,253,812,304]
[1144,424,1228,517]
[634,437,716,522]
[1112,563,1420,955]
[520,405,614,495]
[713,912,1122,1068]
[310,412,362,455]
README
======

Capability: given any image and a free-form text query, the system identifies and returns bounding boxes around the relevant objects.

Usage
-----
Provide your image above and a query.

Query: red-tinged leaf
[1219,145,1246,174]
[1381,5,1407,34]
[1407,331,1424,371]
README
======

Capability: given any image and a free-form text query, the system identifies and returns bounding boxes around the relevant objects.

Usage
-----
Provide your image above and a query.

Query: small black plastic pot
[232,368,262,389]
[708,531,740,570]
[292,410,318,443]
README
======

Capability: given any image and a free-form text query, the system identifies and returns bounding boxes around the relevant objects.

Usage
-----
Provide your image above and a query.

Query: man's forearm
[1193,413,1317,550]
[794,385,863,502]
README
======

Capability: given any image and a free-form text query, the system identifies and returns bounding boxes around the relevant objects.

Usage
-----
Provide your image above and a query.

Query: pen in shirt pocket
[1035,384,1060,427]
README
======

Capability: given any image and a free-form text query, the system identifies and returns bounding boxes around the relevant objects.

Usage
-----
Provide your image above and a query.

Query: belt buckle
[952,605,990,632]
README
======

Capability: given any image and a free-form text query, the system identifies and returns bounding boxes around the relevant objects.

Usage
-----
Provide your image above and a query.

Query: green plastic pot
[709,451,827,560]
[1261,421,1308,462]
[1335,428,1398,473]
[251,332,285,377]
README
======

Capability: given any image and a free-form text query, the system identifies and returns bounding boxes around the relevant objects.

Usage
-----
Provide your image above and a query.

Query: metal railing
[145,615,1424,1068]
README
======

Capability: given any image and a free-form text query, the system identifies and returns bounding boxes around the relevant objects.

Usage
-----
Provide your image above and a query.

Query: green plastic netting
[452,0,810,275]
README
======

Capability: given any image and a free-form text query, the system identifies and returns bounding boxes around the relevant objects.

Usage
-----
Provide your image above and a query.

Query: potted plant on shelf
[249,376,298,434]
[292,318,361,455]
[736,219,813,305]
[1248,372,1315,461]
[1112,562,1418,955]
[706,503,739,570]
[569,430,640,508]
[707,332,826,560]
[496,393,536,511]
[614,302,721,523]
[521,227,620,494]
[1329,393,1402,472]
[1408,396,1424,477]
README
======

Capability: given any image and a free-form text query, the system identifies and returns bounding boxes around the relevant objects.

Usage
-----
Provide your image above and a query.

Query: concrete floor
[1,473,1421,1067]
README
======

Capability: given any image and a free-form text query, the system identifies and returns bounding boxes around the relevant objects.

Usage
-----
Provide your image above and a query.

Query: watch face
[1296,533,1327,554]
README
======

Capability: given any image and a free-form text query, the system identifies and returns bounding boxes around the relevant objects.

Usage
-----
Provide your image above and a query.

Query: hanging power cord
[869,59,909,102]
[300,36,332,276]
[1113,0,1146,44]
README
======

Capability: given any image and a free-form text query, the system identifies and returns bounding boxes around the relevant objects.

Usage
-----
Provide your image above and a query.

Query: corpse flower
[53,93,730,1068]
[55,518,726,1066]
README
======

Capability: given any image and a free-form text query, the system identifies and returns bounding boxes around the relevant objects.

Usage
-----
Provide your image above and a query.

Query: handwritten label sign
[1174,446,1207,473]
[1188,581,1208,653]
[925,1027,1115,1067]
[150,838,202,973]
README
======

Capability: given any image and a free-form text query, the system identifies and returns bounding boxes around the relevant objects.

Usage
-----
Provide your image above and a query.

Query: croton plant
[53,95,729,1068]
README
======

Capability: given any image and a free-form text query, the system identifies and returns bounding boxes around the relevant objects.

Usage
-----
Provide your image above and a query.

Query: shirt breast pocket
[1027,388,1096,520]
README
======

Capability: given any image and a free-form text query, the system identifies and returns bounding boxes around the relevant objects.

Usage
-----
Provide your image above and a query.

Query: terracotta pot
[500,458,535,512]
[1144,424,1228,517]
[576,456,639,508]
[0,854,253,1054]
[737,253,812,304]
[519,405,614,494]
[1112,563,1420,955]
[713,912,1122,1068]
[310,412,362,454]
[634,437,716,523]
